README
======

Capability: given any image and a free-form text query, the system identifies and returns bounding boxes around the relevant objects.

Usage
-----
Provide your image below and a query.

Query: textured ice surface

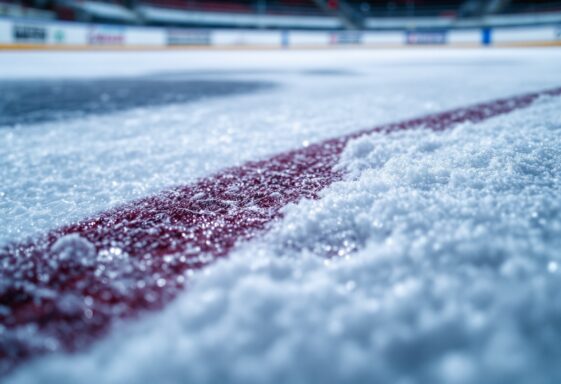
[2,49,561,244]
[50,234,97,267]
[2,49,561,383]
[6,82,561,384]
[0,79,271,126]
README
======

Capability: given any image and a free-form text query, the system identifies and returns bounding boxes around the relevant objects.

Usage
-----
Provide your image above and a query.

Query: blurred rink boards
[0,16,560,49]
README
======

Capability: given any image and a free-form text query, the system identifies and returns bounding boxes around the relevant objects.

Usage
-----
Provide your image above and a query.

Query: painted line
[1,87,560,375]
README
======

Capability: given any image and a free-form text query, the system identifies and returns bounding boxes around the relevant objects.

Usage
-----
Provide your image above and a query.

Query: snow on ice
[2,49,561,383]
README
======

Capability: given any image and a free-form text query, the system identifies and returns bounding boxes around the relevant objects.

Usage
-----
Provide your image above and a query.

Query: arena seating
[5,0,561,28]
[135,0,339,29]
[504,0,561,14]
[0,0,55,19]
[140,0,325,16]
[344,0,465,17]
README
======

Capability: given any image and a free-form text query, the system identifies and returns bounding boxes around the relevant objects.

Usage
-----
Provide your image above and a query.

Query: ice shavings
[6,90,561,384]
[50,234,97,268]
[3,49,561,246]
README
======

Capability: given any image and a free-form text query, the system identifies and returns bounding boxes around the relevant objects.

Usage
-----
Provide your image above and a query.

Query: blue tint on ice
[3,49,561,384]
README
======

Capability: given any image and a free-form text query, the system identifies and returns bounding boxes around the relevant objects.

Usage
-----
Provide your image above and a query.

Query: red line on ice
[1,87,560,374]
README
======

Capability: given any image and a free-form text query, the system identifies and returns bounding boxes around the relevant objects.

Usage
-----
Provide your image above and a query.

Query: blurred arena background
[0,0,561,48]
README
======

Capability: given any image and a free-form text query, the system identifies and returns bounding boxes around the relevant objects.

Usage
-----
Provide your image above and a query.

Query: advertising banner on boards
[88,25,125,45]
[329,31,362,45]
[13,23,47,43]
[167,29,210,46]
[406,30,447,45]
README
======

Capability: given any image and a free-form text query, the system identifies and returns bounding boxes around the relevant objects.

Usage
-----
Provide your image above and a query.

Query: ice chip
[50,234,96,267]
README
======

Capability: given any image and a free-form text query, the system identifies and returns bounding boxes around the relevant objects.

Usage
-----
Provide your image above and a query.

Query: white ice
[2,49,561,244]
[3,48,561,383]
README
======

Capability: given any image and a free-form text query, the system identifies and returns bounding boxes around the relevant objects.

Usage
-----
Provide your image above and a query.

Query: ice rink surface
[2,48,561,383]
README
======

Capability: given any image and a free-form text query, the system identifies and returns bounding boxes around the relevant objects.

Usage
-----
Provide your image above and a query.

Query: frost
[6,84,561,384]
[4,49,561,383]
[50,234,96,268]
